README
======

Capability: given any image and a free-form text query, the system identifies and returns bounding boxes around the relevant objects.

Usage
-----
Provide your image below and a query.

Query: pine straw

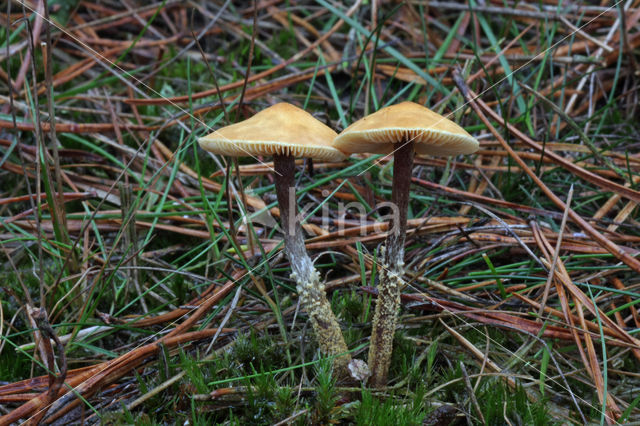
[0,1,639,424]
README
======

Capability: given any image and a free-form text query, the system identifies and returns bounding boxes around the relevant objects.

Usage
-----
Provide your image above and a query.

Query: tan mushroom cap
[333,101,479,156]
[198,103,346,162]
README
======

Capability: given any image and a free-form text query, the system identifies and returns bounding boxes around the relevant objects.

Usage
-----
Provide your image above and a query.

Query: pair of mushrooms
[199,102,478,385]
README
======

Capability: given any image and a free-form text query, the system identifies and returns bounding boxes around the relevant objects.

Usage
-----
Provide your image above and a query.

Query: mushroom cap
[198,103,346,162]
[333,101,479,156]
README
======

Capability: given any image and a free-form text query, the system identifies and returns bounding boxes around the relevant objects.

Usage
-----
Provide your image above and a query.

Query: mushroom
[199,103,351,371]
[333,101,479,386]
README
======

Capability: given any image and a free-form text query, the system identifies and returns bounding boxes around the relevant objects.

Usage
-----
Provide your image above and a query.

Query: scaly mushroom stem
[273,155,351,372]
[368,140,414,387]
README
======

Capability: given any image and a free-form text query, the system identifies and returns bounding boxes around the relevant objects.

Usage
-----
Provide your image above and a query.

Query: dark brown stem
[273,155,350,373]
[368,140,414,387]
[386,140,415,266]
[274,155,314,280]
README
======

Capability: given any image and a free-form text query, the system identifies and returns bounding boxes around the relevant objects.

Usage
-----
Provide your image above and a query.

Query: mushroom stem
[386,140,415,266]
[368,139,414,387]
[273,154,351,372]
[274,155,314,280]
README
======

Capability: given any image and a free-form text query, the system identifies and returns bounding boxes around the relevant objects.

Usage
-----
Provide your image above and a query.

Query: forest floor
[1,1,639,424]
